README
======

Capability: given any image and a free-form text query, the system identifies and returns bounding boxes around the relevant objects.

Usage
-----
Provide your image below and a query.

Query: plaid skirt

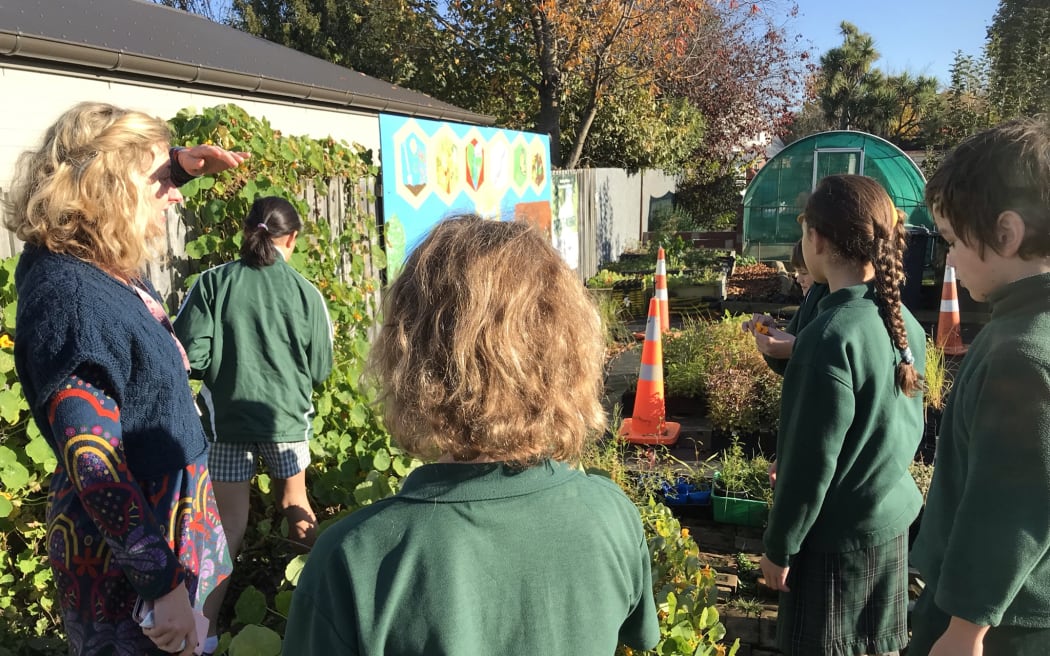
[776,533,908,656]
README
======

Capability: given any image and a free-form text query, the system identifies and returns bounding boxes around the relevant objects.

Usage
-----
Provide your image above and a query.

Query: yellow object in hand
[756,323,769,335]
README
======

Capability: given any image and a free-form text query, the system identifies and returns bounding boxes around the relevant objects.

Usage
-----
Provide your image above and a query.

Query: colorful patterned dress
[43,282,231,656]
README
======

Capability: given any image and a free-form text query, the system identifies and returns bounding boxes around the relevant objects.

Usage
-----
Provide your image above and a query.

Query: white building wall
[0,65,380,196]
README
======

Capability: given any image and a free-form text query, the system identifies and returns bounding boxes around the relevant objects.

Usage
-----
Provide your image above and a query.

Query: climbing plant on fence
[0,253,63,654]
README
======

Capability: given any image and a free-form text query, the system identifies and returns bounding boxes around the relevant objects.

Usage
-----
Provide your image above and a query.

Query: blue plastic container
[660,477,712,506]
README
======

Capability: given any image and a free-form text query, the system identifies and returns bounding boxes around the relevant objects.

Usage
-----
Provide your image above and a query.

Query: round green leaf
[284,554,307,586]
[0,388,25,424]
[0,446,29,489]
[233,585,267,626]
[274,590,294,617]
[228,624,281,656]
[349,404,367,427]
[372,448,391,472]
[26,436,56,468]
[0,495,12,518]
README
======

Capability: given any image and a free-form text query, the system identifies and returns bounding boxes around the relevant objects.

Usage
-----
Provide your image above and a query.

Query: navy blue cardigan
[15,245,207,479]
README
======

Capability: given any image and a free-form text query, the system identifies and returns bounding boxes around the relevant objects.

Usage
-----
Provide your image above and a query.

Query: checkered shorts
[207,440,312,482]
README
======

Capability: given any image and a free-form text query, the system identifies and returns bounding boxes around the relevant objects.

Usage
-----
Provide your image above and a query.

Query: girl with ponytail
[759,174,926,656]
[174,196,332,651]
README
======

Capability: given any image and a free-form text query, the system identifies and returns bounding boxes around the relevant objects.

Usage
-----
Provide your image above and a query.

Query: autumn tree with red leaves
[230,0,806,171]
[658,0,809,158]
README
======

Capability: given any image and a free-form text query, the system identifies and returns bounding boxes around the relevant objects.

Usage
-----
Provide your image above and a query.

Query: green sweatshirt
[173,256,333,443]
[285,461,660,655]
[765,282,830,375]
[764,283,925,566]
[911,273,1050,628]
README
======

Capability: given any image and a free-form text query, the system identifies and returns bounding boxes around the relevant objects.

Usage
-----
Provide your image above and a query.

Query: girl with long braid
[759,174,926,656]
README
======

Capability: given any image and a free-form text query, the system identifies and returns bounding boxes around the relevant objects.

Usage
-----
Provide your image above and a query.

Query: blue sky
[789,0,1000,86]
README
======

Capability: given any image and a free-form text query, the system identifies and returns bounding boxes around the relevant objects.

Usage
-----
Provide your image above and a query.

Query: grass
[728,597,764,617]
[924,338,952,411]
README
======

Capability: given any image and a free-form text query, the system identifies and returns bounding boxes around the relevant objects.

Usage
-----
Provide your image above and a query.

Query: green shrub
[0,254,64,653]
[663,315,782,434]
[588,269,631,288]
[630,499,740,656]
[717,437,774,505]
[595,293,633,349]
[910,460,935,503]
[582,441,738,656]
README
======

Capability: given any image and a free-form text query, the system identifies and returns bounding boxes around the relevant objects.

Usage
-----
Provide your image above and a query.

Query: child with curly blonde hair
[285,215,659,655]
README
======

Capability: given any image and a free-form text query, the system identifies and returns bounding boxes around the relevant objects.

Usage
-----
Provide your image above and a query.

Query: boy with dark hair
[910,116,1050,655]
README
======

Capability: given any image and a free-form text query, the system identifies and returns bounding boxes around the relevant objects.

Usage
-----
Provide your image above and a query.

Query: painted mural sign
[551,171,580,270]
[379,114,553,276]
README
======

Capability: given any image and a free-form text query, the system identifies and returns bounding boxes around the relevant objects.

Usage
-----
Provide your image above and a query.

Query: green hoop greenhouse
[742,131,932,260]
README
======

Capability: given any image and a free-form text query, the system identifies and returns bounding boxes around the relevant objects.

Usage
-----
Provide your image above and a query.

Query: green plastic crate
[711,489,769,528]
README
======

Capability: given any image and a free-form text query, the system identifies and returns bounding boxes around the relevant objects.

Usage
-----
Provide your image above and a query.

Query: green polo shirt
[911,273,1050,628]
[285,460,660,655]
[764,283,925,565]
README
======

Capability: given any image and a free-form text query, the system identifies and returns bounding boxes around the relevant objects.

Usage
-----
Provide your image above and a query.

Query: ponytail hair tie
[899,346,915,365]
[257,223,270,233]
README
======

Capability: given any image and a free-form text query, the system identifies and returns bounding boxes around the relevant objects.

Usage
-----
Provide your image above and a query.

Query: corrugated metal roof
[0,0,494,125]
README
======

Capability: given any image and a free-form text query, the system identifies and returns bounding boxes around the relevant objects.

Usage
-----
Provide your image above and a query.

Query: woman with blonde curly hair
[8,101,248,656]
[285,215,660,655]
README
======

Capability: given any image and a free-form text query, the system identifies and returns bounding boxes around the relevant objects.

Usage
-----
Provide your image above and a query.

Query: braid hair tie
[900,346,915,365]
[257,223,270,233]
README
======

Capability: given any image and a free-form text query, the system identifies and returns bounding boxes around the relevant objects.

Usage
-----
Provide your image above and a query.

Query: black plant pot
[620,390,705,418]
[916,408,941,463]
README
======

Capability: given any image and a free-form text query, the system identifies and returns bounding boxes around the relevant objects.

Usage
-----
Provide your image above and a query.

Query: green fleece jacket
[173,256,333,443]
[765,282,830,376]
[911,273,1050,628]
[764,283,925,566]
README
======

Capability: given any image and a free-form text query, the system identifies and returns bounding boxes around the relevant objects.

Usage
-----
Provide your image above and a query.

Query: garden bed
[726,263,798,303]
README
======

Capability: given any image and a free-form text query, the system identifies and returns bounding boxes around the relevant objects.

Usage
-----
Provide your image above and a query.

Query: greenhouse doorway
[812,147,864,185]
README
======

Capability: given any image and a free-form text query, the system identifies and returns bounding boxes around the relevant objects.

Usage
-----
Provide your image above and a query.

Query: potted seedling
[919,338,952,462]
[712,437,773,527]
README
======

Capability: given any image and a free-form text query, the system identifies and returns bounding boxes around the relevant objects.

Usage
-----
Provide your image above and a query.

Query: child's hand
[768,459,777,488]
[929,617,988,656]
[760,555,790,592]
[753,325,795,360]
[741,313,774,335]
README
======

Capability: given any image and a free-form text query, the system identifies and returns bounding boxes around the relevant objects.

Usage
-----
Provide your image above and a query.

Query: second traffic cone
[655,247,670,333]
[620,298,681,446]
[936,265,968,355]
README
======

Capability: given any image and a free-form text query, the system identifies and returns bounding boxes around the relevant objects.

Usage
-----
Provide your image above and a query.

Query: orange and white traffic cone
[655,247,670,334]
[620,298,681,446]
[936,265,968,355]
